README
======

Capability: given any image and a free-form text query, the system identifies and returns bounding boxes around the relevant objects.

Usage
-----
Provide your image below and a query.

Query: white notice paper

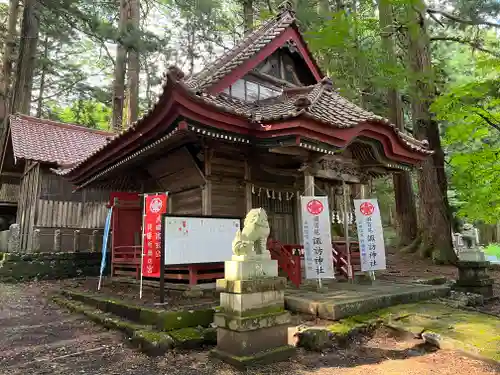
[353,199,387,272]
[301,196,335,279]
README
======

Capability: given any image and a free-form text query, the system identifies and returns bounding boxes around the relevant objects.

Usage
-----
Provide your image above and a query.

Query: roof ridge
[11,113,114,136]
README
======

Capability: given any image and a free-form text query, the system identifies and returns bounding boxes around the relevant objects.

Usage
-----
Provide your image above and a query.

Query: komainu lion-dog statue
[232,208,270,256]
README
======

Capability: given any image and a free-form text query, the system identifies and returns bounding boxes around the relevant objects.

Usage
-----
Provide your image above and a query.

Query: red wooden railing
[267,240,302,287]
[266,240,362,286]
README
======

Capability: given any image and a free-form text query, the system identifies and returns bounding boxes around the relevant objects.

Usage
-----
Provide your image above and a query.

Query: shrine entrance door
[252,191,296,244]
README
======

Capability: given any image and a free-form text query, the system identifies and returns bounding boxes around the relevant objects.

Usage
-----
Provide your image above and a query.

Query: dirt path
[0,282,499,375]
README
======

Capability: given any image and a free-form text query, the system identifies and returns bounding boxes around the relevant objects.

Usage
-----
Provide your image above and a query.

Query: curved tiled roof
[9,114,113,166]
[192,80,432,154]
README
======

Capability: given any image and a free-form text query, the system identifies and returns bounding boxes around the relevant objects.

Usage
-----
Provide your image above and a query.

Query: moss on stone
[62,289,216,331]
[219,303,284,318]
[368,302,500,363]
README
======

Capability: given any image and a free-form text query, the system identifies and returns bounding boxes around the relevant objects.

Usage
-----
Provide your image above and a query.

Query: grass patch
[484,243,500,258]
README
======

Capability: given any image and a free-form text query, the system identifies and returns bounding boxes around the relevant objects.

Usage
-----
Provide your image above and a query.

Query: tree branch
[427,8,500,29]
[472,109,500,133]
[430,36,500,58]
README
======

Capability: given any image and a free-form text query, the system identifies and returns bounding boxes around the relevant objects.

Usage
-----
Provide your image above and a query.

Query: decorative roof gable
[184,2,322,94]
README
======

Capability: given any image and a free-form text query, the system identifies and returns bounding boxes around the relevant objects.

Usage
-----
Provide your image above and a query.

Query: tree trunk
[10,0,39,115]
[242,0,253,35]
[35,35,49,118]
[406,0,456,263]
[0,0,20,125]
[111,0,128,132]
[378,0,418,246]
[125,0,139,126]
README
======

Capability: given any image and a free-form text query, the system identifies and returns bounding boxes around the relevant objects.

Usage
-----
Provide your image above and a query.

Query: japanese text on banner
[353,199,386,272]
[142,193,168,278]
[301,196,335,279]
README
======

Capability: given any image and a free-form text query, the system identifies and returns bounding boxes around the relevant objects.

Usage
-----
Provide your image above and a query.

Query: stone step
[60,289,217,331]
[52,295,217,355]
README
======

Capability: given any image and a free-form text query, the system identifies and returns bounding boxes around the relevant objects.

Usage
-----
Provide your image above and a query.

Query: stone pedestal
[454,261,494,298]
[211,254,295,369]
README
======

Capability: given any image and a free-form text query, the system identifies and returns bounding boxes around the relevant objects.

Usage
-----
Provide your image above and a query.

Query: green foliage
[47,99,111,130]
[432,55,500,223]
[484,243,500,258]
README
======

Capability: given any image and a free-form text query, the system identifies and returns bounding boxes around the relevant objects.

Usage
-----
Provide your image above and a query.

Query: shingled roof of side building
[8,114,113,167]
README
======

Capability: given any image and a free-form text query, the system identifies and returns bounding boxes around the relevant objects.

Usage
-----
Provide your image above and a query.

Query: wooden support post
[188,265,197,286]
[342,181,353,281]
[360,184,369,199]
[244,159,252,213]
[202,147,212,215]
[304,171,314,196]
[90,230,99,252]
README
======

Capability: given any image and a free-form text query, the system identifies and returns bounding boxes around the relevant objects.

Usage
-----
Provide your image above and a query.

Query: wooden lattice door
[252,191,296,244]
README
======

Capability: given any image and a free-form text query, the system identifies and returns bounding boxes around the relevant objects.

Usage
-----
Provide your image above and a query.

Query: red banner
[142,193,168,278]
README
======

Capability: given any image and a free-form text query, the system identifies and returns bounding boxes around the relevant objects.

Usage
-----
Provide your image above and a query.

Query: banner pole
[98,206,113,291]
[139,194,147,299]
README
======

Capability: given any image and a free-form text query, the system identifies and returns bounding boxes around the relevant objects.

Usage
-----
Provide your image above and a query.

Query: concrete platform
[284,280,450,320]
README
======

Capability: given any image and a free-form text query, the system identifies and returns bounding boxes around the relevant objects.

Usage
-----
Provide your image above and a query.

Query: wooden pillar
[244,159,252,213]
[304,171,314,196]
[360,184,369,199]
[202,147,212,215]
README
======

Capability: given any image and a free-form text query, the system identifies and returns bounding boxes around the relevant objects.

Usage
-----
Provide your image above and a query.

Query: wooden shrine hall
[57,3,431,287]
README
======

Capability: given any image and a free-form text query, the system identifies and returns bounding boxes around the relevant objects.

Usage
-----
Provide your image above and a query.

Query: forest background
[1,0,500,263]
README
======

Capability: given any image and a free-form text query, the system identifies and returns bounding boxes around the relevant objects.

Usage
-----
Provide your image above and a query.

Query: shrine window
[223,78,282,102]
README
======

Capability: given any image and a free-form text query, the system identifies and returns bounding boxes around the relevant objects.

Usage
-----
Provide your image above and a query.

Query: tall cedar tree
[378,0,418,246]
[406,0,456,263]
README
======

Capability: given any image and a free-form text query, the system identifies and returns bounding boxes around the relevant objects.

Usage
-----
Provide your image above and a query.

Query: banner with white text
[301,196,335,279]
[353,199,386,272]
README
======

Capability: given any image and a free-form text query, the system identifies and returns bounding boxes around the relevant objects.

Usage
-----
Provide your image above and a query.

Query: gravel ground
[1,282,499,375]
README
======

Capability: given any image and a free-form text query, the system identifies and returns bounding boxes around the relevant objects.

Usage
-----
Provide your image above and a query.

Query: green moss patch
[52,295,216,355]
[380,302,500,363]
[0,252,106,282]
[61,289,215,331]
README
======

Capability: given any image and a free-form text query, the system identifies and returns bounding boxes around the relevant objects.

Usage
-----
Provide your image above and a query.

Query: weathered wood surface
[170,187,202,215]
[17,162,41,251]
[36,171,109,228]
[146,147,204,193]
[0,182,20,202]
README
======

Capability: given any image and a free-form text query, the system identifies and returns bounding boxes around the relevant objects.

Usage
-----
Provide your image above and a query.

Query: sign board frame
[159,214,242,303]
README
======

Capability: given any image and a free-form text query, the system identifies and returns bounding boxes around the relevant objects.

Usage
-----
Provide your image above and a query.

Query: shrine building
[52,5,431,283]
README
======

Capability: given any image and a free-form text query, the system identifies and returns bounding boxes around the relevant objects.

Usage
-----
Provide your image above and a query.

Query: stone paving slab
[284,281,450,320]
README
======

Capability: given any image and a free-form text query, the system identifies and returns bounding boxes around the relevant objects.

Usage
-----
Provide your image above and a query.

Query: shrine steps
[52,290,217,356]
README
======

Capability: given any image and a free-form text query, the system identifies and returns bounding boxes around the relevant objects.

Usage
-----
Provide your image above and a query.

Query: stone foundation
[454,261,494,298]
[0,252,109,282]
[212,254,295,369]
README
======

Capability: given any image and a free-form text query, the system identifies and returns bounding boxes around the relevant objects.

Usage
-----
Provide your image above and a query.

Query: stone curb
[52,296,217,355]
[61,289,217,331]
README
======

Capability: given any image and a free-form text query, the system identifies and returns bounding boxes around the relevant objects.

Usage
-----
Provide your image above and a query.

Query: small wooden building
[0,115,113,251]
[58,5,431,282]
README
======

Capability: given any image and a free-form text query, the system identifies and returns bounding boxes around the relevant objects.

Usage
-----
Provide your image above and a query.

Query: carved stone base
[224,254,278,281]
[214,270,294,368]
